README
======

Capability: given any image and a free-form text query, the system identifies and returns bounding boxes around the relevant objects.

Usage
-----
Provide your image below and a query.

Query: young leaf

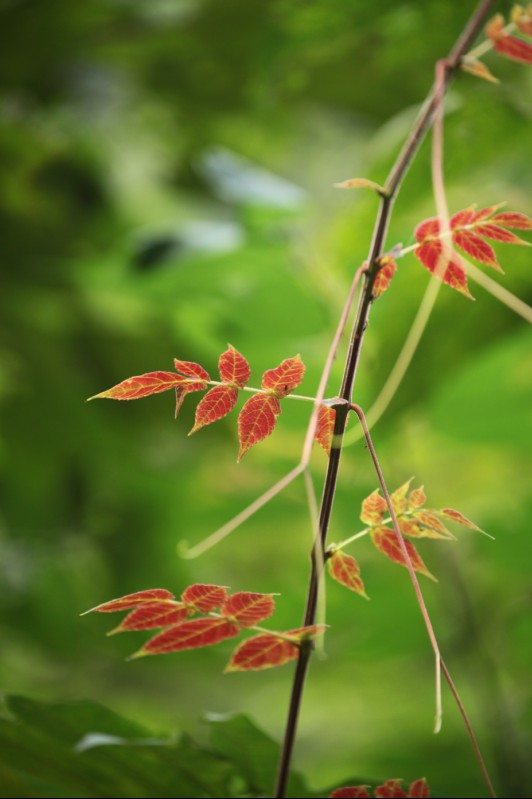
[218,344,251,388]
[452,229,502,271]
[398,516,454,541]
[226,633,298,672]
[460,57,500,83]
[132,618,240,658]
[407,779,430,798]
[82,589,175,614]
[414,235,472,299]
[486,13,532,64]
[371,527,436,581]
[491,211,532,229]
[390,478,414,515]
[408,485,426,509]
[175,380,209,419]
[221,592,276,628]
[374,780,408,798]
[329,788,371,798]
[237,393,281,460]
[513,4,532,36]
[437,507,484,532]
[108,601,188,634]
[181,583,228,613]
[261,355,305,397]
[373,256,397,299]
[315,405,336,456]
[88,372,188,401]
[473,224,530,245]
[287,624,328,642]
[173,359,210,381]
[328,550,368,598]
[334,177,385,194]
[190,384,239,433]
[360,489,388,526]
[412,510,453,537]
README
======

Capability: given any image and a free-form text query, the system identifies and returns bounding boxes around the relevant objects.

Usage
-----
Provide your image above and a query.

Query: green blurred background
[1,0,531,796]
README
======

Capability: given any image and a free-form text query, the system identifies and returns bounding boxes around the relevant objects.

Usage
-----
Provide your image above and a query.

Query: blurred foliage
[0,0,531,797]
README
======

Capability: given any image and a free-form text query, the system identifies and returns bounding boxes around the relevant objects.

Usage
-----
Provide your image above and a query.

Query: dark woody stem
[274,2,496,797]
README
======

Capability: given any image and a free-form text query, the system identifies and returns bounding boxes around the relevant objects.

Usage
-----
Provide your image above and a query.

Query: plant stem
[274,2,496,796]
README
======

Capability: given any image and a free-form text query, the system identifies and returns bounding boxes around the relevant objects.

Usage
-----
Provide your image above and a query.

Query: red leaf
[175,380,209,419]
[329,788,371,798]
[221,592,276,627]
[190,385,239,433]
[473,223,530,245]
[315,405,336,456]
[328,550,368,598]
[408,485,426,509]
[471,204,504,223]
[450,207,475,228]
[414,240,473,299]
[226,633,298,672]
[373,256,397,299]
[173,359,210,381]
[237,393,281,460]
[88,372,188,401]
[415,218,439,240]
[109,602,188,634]
[82,589,175,614]
[452,229,502,271]
[261,355,305,397]
[412,510,453,537]
[134,618,239,657]
[181,584,228,613]
[390,479,413,515]
[218,344,251,388]
[375,780,408,798]
[360,489,387,526]
[408,779,430,798]
[399,516,453,541]
[438,508,483,532]
[491,211,532,230]
[371,527,436,581]
[494,33,532,64]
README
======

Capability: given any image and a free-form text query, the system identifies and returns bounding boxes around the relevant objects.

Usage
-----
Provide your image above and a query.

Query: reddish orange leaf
[329,788,371,798]
[412,510,454,538]
[190,384,239,433]
[407,779,430,798]
[175,380,209,419]
[494,33,532,64]
[328,550,368,598]
[399,516,453,541]
[470,204,505,223]
[414,239,472,299]
[133,618,239,658]
[450,207,475,228]
[181,583,228,613]
[375,780,408,798]
[491,211,532,229]
[173,359,210,381]
[315,405,336,456]
[237,393,281,460]
[474,223,530,245]
[408,485,426,509]
[88,372,188,401]
[261,355,305,397]
[371,527,436,581]
[82,589,175,614]
[390,479,413,515]
[438,507,483,532]
[226,633,298,672]
[373,256,397,299]
[452,229,502,271]
[221,592,276,627]
[360,489,387,526]
[218,344,251,387]
[108,601,188,634]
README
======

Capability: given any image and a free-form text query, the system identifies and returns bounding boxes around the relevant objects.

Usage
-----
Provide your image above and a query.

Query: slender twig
[275,3,496,796]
